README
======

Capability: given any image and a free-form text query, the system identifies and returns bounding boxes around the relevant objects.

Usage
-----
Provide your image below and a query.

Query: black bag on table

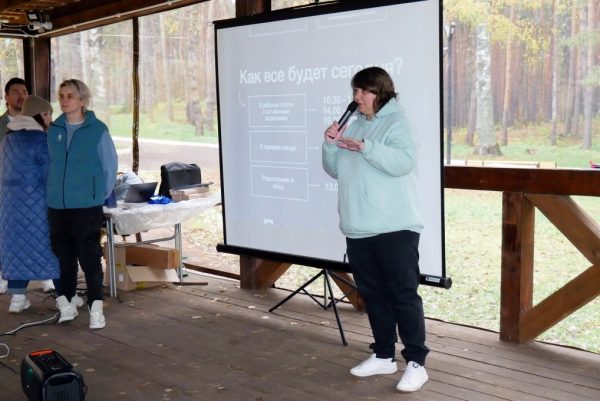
[158,162,202,198]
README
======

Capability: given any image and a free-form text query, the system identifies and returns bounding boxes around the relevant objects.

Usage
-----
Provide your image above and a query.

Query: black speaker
[21,349,85,401]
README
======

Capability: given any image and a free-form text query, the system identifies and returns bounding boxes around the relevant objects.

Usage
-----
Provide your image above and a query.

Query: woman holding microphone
[322,67,429,393]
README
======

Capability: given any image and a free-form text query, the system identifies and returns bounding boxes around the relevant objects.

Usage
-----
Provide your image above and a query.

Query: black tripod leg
[269,270,324,312]
[324,270,348,346]
[326,271,358,306]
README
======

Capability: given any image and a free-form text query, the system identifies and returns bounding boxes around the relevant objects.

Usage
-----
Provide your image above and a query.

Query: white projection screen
[215,0,449,287]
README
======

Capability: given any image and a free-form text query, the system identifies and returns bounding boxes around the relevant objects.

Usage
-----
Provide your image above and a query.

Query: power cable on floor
[0,312,60,336]
[0,343,9,359]
[0,343,17,375]
[1,286,88,337]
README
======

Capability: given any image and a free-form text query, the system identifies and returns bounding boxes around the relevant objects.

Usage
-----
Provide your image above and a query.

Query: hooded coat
[322,97,423,239]
[0,115,59,280]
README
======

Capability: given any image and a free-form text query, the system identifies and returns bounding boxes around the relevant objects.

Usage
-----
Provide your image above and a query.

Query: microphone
[337,101,358,129]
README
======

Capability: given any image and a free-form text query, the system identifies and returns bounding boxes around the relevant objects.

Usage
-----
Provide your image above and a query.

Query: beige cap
[22,95,52,117]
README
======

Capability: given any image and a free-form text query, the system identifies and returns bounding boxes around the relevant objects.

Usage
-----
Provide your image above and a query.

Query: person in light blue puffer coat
[0,95,60,313]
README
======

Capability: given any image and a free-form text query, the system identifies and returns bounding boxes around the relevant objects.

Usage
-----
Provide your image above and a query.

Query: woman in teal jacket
[47,79,117,330]
[322,67,429,393]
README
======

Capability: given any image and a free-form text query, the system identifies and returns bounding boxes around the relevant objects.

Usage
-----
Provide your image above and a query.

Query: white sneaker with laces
[56,295,78,323]
[71,294,85,308]
[349,354,398,377]
[396,361,429,392]
[41,280,55,293]
[0,272,7,294]
[9,294,31,313]
[89,300,106,330]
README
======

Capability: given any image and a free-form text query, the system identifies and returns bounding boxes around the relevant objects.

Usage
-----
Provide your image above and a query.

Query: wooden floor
[1,273,599,401]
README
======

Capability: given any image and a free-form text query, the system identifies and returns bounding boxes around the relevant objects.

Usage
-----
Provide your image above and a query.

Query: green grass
[447,119,600,169]
[63,101,221,144]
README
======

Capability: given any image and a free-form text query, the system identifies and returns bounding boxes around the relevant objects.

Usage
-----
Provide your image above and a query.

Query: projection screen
[215,0,449,287]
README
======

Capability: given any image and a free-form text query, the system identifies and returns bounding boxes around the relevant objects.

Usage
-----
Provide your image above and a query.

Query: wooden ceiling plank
[0,1,28,13]
[44,0,203,35]
[0,0,76,25]
[1,0,205,37]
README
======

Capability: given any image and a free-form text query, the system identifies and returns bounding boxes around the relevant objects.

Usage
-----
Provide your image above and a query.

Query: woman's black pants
[346,230,429,365]
[48,206,105,307]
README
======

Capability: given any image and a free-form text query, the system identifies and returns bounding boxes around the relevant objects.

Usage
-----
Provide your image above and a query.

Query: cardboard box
[103,245,179,291]
[170,193,210,202]
[125,244,180,269]
[105,263,178,291]
[170,186,209,196]
[170,186,210,202]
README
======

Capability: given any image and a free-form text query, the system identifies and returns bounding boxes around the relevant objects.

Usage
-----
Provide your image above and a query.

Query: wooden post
[330,272,365,312]
[236,0,270,17]
[23,37,51,99]
[500,192,534,342]
[239,256,291,290]
[131,18,140,174]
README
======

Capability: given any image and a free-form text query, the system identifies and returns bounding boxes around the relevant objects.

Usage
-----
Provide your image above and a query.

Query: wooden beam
[23,36,50,99]
[0,0,24,11]
[330,272,365,312]
[500,192,535,342]
[445,166,600,196]
[131,17,140,174]
[183,262,240,281]
[239,256,291,290]
[519,264,600,342]
[236,0,270,17]
[526,194,600,264]
[42,0,205,37]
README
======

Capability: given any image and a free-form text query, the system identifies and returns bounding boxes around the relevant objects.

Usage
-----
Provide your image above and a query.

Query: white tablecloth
[103,192,221,235]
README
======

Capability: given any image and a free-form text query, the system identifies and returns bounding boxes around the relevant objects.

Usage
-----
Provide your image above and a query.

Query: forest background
[0,0,598,352]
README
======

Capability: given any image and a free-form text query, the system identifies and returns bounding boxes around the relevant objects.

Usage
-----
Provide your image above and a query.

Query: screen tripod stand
[269,269,357,346]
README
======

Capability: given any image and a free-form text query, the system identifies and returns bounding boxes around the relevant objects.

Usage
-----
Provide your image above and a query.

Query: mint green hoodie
[322,98,423,239]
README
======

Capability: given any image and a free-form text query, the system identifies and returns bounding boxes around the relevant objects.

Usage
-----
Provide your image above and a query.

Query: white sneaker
[396,361,429,392]
[89,300,106,330]
[56,295,78,323]
[9,294,31,313]
[41,280,55,293]
[71,294,85,308]
[0,272,7,294]
[349,354,398,377]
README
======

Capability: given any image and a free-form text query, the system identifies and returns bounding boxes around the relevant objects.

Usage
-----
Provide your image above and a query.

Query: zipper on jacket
[61,128,68,209]
[49,122,67,209]
[58,120,88,208]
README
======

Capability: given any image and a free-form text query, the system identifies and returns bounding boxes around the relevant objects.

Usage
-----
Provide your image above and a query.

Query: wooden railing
[445,166,600,343]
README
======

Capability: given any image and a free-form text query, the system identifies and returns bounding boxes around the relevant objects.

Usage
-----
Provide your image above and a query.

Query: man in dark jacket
[0,78,29,143]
